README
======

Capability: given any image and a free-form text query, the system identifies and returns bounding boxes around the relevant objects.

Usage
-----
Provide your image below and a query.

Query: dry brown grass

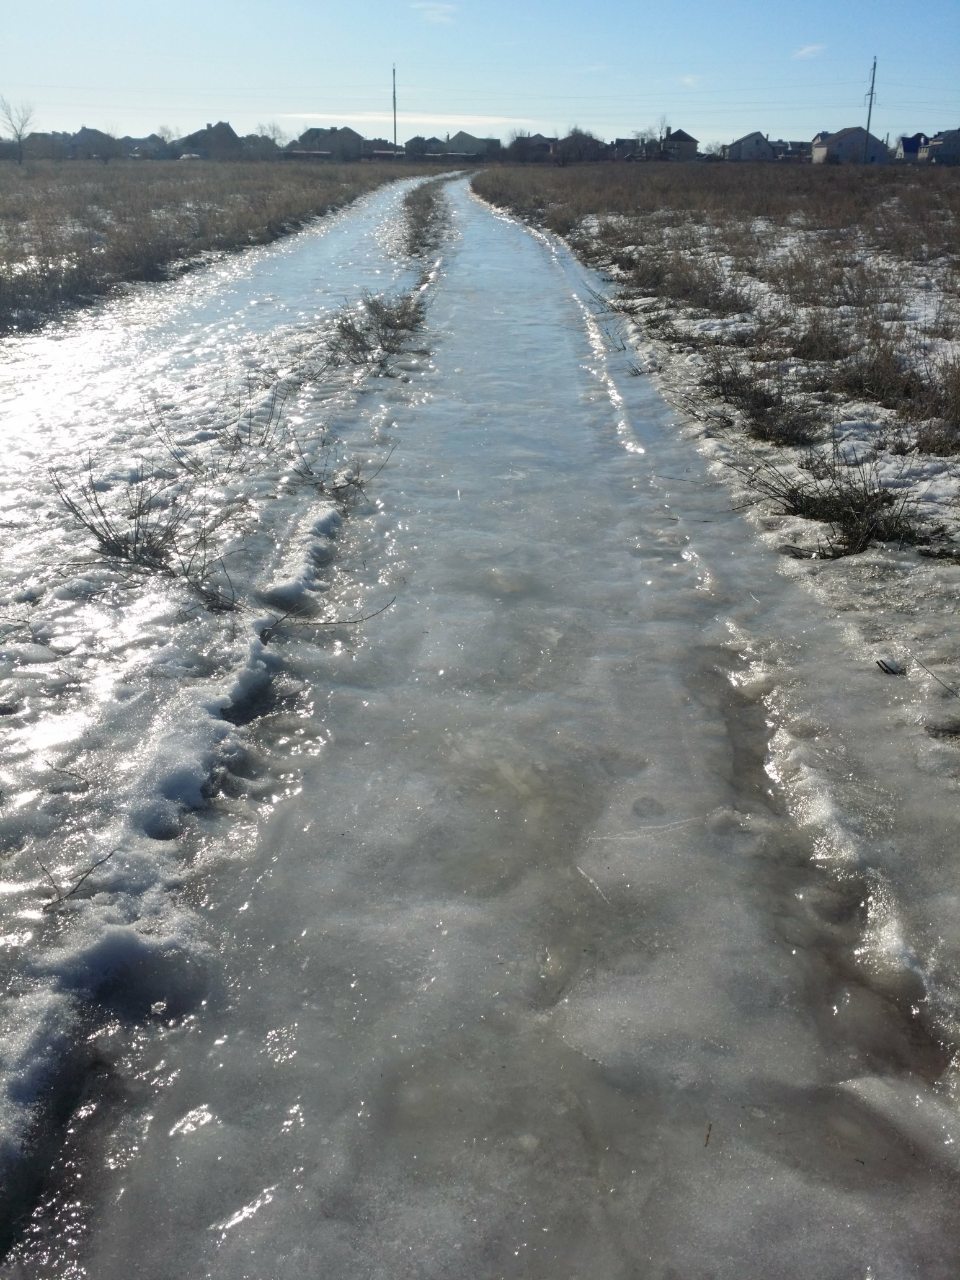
[473,162,960,260]
[734,449,938,557]
[0,160,409,331]
[473,163,960,456]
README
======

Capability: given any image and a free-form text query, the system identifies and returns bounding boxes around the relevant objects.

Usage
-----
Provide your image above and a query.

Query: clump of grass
[789,310,852,362]
[737,448,936,556]
[764,250,834,307]
[402,179,449,258]
[331,290,426,372]
[667,254,754,316]
[701,349,823,445]
[914,356,960,453]
[50,458,241,608]
[609,245,670,294]
[831,338,927,410]
[610,240,753,317]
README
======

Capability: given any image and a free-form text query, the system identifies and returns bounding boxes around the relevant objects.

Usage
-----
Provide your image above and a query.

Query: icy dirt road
[3,178,960,1278]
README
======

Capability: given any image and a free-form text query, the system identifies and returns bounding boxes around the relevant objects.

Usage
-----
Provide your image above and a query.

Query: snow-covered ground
[2,177,960,1277]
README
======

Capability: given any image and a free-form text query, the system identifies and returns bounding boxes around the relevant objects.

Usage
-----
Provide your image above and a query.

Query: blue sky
[2,1,957,147]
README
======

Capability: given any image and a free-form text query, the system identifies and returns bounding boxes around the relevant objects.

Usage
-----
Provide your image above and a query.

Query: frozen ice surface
[2,180,960,1277]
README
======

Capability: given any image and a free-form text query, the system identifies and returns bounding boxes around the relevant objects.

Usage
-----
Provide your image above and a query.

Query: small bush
[914,356,960,453]
[51,463,192,570]
[51,459,241,607]
[701,349,823,445]
[668,254,754,315]
[331,291,426,372]
[764,250,833,307]
[831,339,927,410]
[738,449,935,556]
[789,310,852,362]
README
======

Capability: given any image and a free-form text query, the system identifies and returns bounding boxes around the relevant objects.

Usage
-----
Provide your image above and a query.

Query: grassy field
[473,162,960,555]
[0,160,412,332]
[473,164,960,453]
[472,162,960,258]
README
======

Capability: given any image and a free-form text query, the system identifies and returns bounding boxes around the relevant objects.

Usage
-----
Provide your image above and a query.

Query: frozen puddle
[3,181,960,1277]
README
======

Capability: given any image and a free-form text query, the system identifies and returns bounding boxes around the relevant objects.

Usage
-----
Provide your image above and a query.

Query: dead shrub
[331,291,426,372]
[610,246,669,294]
[668,254,754,315]
[701,349,823,445]
[915,356,960,453]
[737,449,936,556]
[403,179,449,258]
[789,309,852,362]
[764,250,833,307]
[832,339,927,410]
[50,457,241,609]
[834,260,897,310]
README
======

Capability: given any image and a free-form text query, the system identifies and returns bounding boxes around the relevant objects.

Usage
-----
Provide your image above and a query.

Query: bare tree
[632,125,658,158]
[256,121,288,146]
[0,97,34,164]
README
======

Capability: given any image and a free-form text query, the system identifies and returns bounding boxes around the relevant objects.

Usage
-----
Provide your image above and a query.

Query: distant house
[896,132,929,162]
[919,129,960,164]
[176,121,243,160]
[404,135,447,157]
[69,126,122,160]
[242,133,281,160]
[22,131,69,160]
[811,127,888,164]
[504,132,557,161]
[783,139,812,162]
[610,137,639,160]
[291,126,364,161]
[758,139,811,162]
[124,133,171,159]
[556,129,606,163]
[633,136,663,161]
[362,137,402,158]
[661,127,698,161]
[445,131,500,157]
[724,131,775,161]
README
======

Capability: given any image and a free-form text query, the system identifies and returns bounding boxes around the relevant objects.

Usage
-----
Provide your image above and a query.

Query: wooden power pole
[863,56,877,162]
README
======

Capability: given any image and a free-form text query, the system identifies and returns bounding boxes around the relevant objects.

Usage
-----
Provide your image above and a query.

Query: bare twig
[912,656,960,699]
[38,848,119,911]
[258,595,397,645]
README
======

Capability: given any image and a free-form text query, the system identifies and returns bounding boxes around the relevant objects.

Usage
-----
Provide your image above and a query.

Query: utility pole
[863,56,877,162]
[392,64,397,156]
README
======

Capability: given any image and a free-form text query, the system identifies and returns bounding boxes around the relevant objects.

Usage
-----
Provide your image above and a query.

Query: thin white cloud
[412,2,456,22]
[793,43,825,59]
[283,110,530,130]
[680,74,701,88]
